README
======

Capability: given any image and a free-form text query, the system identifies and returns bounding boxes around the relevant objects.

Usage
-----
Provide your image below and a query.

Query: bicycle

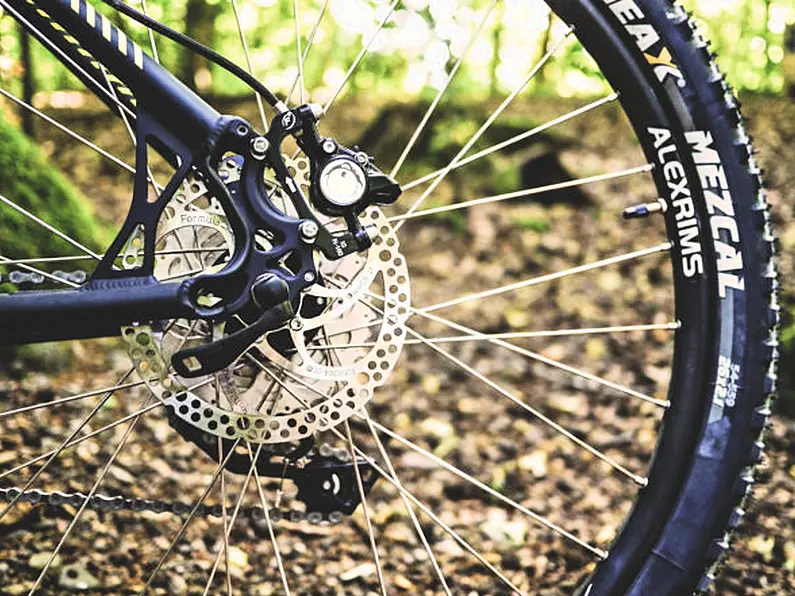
[0,0,779,594]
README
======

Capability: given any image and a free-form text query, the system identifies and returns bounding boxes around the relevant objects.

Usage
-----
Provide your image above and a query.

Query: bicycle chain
[0,436,351,525]
[0,268,88,287]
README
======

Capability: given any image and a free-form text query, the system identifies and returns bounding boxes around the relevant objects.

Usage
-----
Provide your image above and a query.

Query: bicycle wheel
[0,0,777,594]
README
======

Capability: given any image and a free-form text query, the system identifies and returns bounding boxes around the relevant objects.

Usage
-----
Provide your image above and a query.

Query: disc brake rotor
[123,157,410,445]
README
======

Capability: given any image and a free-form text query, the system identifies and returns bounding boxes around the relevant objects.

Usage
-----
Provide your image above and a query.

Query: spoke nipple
[623,198,666,220]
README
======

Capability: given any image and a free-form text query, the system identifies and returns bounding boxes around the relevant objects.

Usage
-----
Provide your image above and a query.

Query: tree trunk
[181,0,223,92]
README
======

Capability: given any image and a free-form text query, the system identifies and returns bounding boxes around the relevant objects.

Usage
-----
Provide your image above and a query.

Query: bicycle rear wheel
[0,0,777,594]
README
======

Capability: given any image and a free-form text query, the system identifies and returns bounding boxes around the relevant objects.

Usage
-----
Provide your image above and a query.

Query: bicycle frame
[0,0,286,344]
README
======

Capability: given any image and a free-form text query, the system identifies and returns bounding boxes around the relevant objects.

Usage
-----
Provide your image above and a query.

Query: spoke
[345,420,388,596]
[350,291,651,483]
[292,0,305,105]
[214,438,234,596]
[389,164,653,224]
[389,0,500,179]
[0,255,76,287]
[159,265,205,282]
[393,26,574,231]
[0,193,100,260]
[249,447,291,596]
[401,93,619,191]
[362,409,451,595]
[322,0,400,114]
[137,0,160,63]
[143,438,242,593]
[0,255,91,266]
[222,445,233,596]
[368,416,607,559]
[0,378,145,420]
[202,442,262,596]
[286,0,330,105]
[27,398,146,595]
[0,368,135,522]
[306,322,680,351]
[420,242,671,313]
[230,0,268,130]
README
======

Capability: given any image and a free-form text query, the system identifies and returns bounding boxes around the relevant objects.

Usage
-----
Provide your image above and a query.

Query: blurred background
[0,0,793,593]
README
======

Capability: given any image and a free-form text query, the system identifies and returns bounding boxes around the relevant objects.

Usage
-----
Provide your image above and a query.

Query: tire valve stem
[623,198,667,219]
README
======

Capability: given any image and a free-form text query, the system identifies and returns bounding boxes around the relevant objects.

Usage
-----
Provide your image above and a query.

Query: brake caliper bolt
[354,151,368,164]
[299,220,319,243]
[322,139,336,154]
[250,136,270,160]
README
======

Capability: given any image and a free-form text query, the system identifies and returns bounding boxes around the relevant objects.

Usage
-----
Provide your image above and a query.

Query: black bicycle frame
[0,0,282,344]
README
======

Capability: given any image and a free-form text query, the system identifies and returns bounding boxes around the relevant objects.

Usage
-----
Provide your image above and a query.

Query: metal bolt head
[290,318,304,331]
[250,136,269,159]
[355,151,368,164]
[322,139,336,154]
[303,271,316,283]
[299,220,319,243]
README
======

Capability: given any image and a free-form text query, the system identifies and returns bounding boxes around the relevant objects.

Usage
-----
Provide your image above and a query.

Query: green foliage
[1,0,790,102]
[683,0,792,94]
[0,112,108,260]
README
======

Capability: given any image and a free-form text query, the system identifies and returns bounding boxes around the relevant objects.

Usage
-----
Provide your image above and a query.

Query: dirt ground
[0,93,792,595]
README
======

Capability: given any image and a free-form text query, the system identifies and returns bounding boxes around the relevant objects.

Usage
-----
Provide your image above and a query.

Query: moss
[0,112,108,260]
[511,215,550,233]
[0,114,110,372]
